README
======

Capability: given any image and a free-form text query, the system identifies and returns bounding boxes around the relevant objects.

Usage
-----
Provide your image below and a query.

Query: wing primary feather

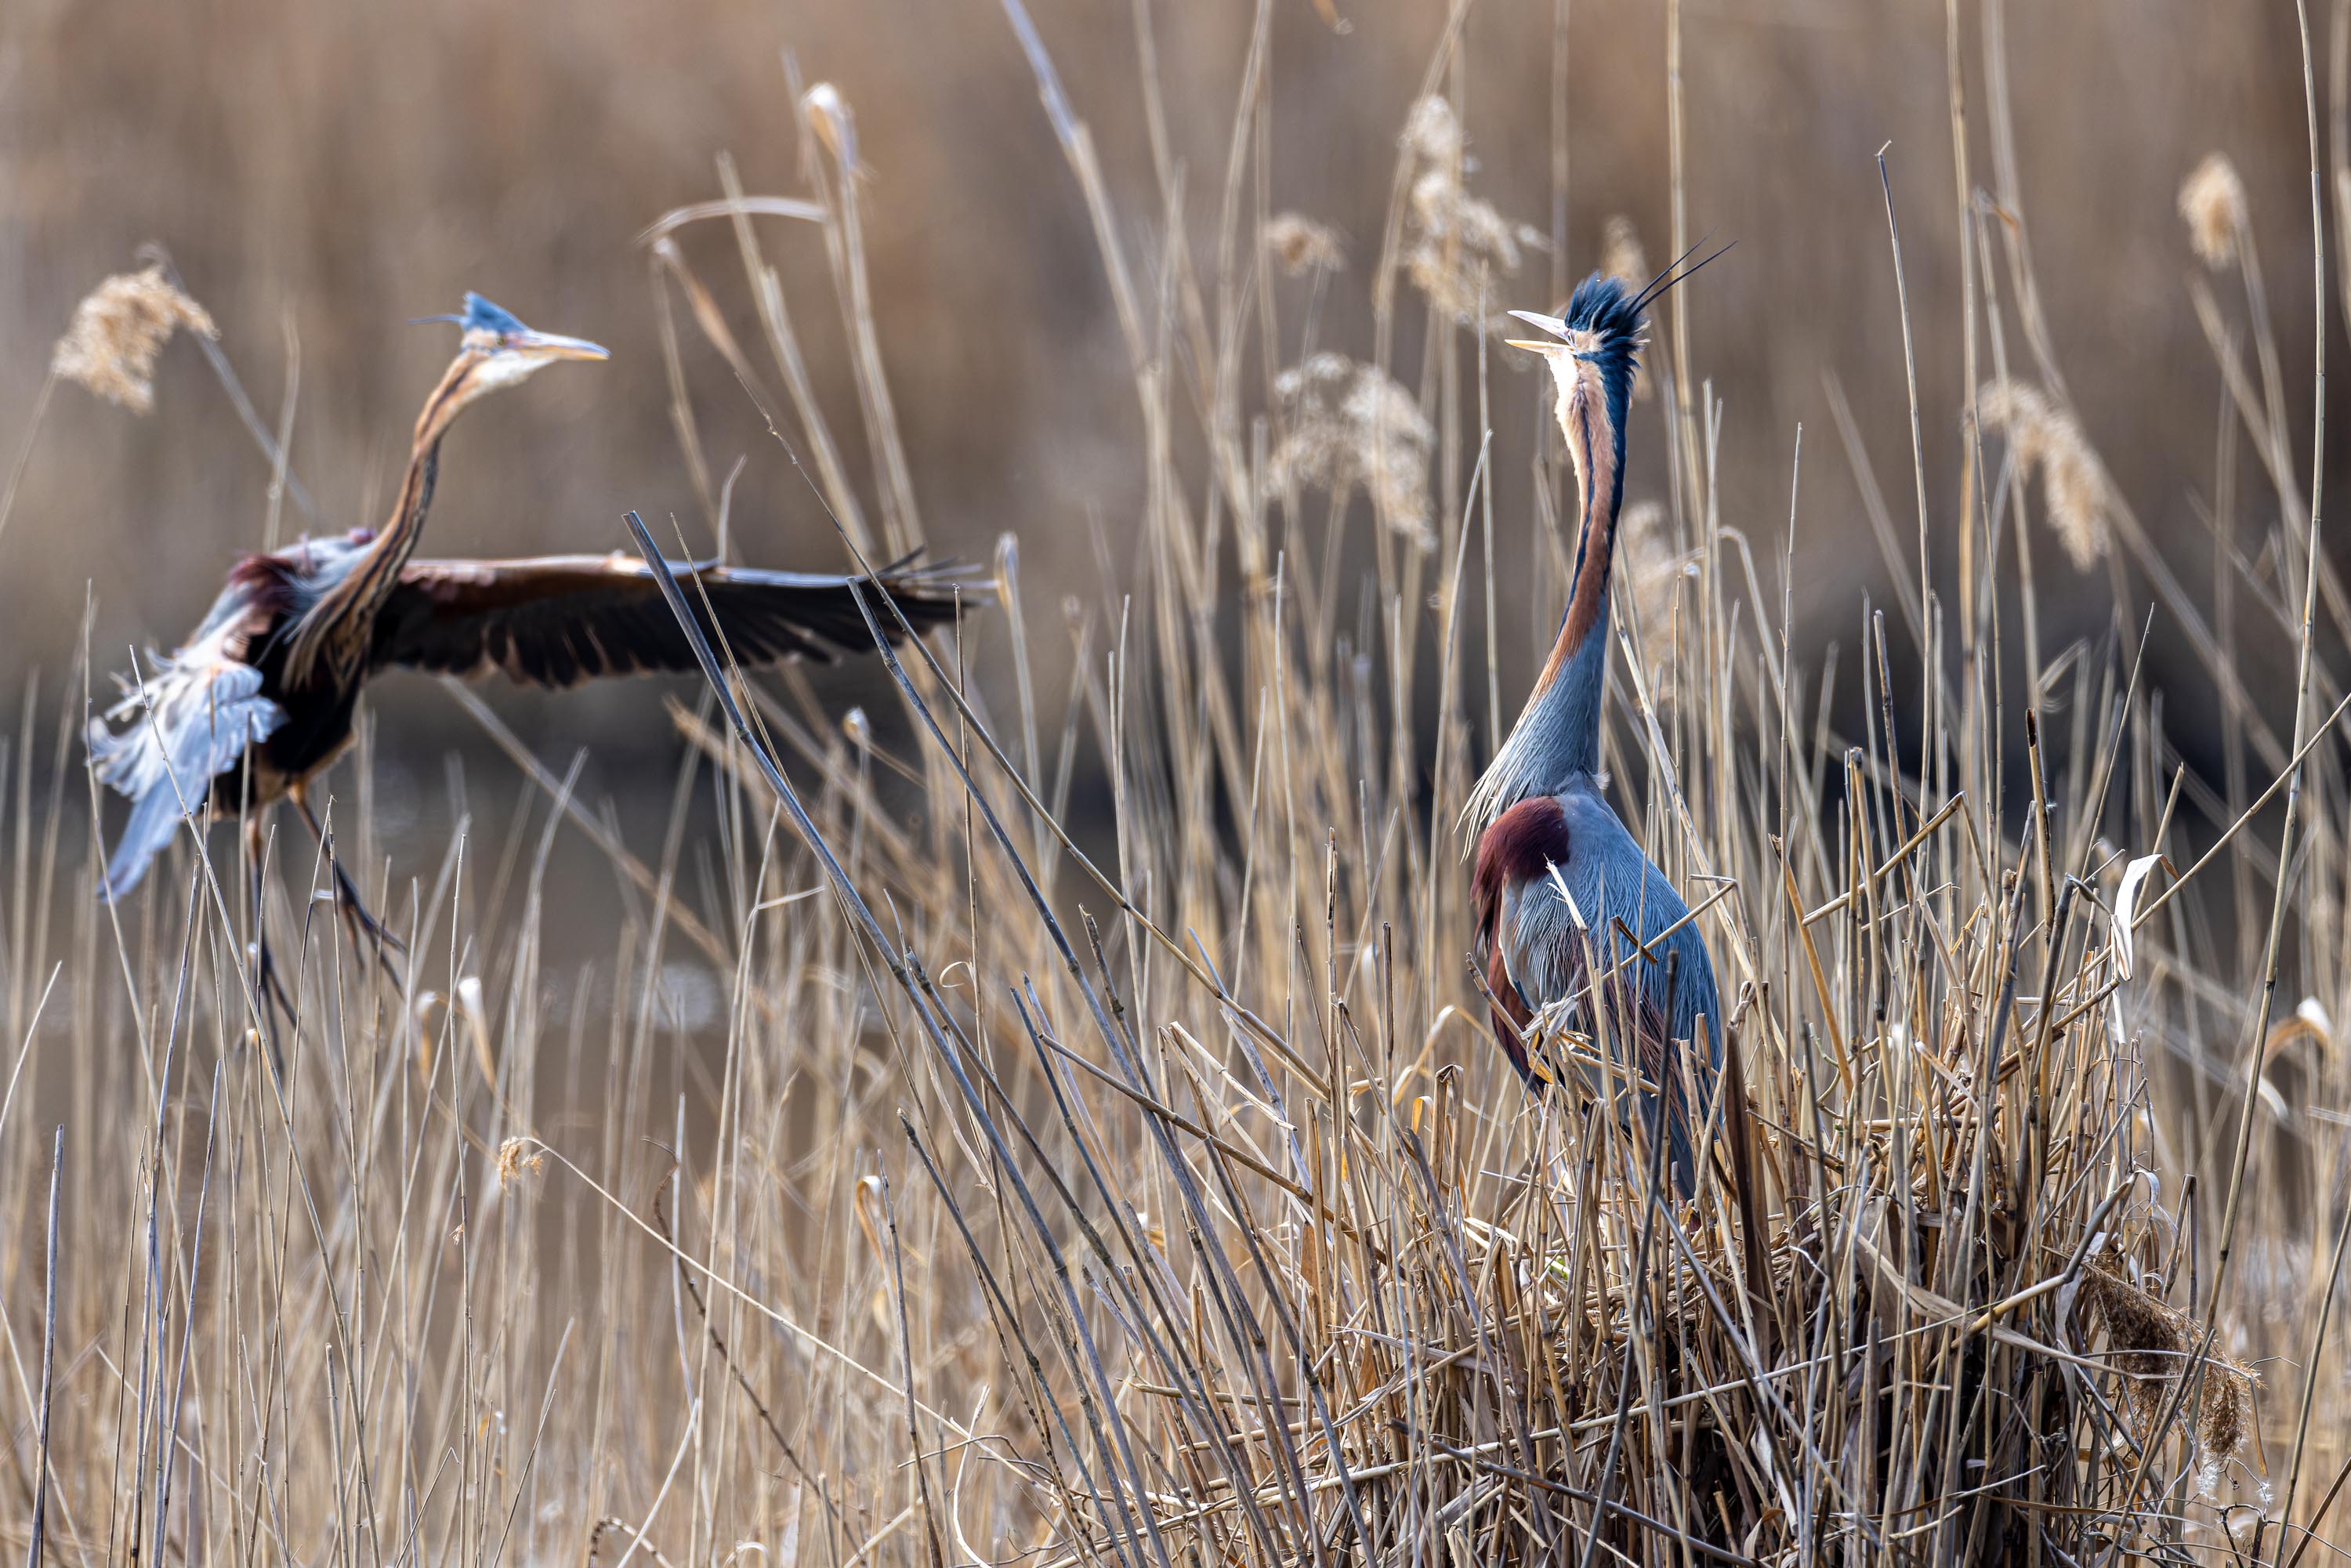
[89,659,284,900]
[373,551,980,687]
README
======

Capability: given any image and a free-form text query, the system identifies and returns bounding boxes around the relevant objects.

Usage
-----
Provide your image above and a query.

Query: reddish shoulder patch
[226,551,302,616]
[1474,796,1570,1078]
[1473,796,1573,927]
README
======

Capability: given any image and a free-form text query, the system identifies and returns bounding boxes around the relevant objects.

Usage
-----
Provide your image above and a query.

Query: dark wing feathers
[371,552,975,688]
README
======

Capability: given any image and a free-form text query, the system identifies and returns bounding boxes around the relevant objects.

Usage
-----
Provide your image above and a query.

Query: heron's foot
[328,881,408,990]
[246,933,295,1075]
[295,797,409,972]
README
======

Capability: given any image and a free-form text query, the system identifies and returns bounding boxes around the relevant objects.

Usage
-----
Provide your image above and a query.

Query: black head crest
[408,292,529,335]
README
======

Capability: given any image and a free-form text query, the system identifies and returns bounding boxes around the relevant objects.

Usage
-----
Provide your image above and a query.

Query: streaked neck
[1465,348,1622,835]
[361,350,478,574]
[284,353,474,684]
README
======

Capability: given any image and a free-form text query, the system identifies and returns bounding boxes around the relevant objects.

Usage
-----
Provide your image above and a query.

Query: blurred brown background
[0,0,2327,795]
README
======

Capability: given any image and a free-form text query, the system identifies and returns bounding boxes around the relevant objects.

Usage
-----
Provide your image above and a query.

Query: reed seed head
[2078,1262,2257,1499]
[1980,378,2110,570]
[1600,214,1647,284]
[2179,152,2248,269]
[1400,96,1543,327]
[1400,95,1463,165]
[495,1136,545,1186]
[1271,353,1435,550]
[51,263,216,414]
[1263,212,1346,276]
[1621,498,1694,684]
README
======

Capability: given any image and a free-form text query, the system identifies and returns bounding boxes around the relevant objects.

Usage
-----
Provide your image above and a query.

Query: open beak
[1505,309,1572,357]
[505,328,610,363]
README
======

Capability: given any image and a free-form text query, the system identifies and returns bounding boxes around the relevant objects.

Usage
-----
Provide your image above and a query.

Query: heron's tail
[87,660,284,901]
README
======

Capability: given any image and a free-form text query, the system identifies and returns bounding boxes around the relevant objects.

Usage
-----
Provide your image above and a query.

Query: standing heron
[91,292,967,1008]
[1465,264,1725,1192]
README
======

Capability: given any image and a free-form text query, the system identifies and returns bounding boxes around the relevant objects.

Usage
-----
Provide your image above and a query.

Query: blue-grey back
[1549,783,1723,1067]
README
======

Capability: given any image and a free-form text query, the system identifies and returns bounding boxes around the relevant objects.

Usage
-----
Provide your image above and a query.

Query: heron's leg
[289,784,407,984]
[243,814,295,1041]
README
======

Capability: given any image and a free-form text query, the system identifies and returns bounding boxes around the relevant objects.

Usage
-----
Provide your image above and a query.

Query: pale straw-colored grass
[3,8,2348,1566]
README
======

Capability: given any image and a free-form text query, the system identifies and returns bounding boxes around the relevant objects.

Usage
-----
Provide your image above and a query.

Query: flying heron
[90,292,966,1010]
[1465,262,1726,1193]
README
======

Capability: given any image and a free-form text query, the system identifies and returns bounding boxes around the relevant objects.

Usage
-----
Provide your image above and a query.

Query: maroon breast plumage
[1473,795,1573,1073]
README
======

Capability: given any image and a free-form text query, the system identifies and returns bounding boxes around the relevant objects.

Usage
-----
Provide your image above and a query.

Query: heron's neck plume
[1463,347,1623,840]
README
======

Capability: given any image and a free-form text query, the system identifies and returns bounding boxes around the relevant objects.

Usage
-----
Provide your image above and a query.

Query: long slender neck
[1465,349,1622,835]
[284,353,476,685]
[353,436,444,603]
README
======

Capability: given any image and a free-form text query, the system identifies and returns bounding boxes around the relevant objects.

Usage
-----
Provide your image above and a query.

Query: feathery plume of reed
[1262,212,1346,276]
[1620,498,1693,682]
[49,264,216,415]
[1980,377,2111,570]
[1600,213,1647,284]
[1271,353,1435,549]
[495,1136,546,1186]
[2078,1263,2258,1501]
[1400,96,1544,327]
[1597,215,1657,400]
[2178,152,2248,270]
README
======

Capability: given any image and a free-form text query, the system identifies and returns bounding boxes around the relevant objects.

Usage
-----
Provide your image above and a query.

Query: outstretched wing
[89,654,284,900]
[370,552,976,688]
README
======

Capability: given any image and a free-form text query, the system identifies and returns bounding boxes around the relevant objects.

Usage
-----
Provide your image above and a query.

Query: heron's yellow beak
[504,328,610,363]
[1505,308,1571,339]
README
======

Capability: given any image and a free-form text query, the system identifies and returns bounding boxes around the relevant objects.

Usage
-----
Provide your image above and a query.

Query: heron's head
[1508,273,1645,523]
[414,292,608,440]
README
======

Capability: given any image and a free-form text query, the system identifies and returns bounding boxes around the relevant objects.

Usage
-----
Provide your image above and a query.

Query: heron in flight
[1466,263,1726,1193]
[90,292,965,1009]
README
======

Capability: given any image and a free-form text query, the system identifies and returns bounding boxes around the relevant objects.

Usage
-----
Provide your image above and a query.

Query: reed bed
[5,3,2351,1564]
